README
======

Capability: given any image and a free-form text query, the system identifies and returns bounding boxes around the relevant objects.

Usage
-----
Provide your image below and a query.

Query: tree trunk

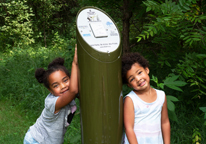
[122,0,132,53]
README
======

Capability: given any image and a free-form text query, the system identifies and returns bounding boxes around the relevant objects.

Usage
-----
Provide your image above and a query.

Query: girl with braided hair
[24,45,78,144]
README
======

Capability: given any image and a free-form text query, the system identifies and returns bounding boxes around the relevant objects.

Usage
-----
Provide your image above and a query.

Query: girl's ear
[145,67,149,74]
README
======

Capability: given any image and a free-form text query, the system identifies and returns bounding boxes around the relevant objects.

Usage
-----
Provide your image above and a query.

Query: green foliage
[170,101,206,143]
[163,75,187,92]
[0,0,79,51]
[151,75,186,121]
[27,0,79,47]
[51,31,76,51]
[0,0,34,50]
[137,0,206,48]
[174,52,206,99]
[192,128,201,144]
[166,95,178,112]
[199,107,206,125]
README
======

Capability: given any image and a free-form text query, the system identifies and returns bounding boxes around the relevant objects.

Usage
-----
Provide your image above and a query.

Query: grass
[0,100,32,144]
[0,99,81,144]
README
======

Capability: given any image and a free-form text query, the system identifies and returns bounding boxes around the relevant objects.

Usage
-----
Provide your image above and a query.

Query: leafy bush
[174,53,206,100]
[137,0,206,48]
[0,0,34,51]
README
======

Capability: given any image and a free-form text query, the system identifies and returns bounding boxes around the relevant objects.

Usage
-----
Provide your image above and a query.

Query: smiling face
[48,70,70,97]
[126,63,150,92]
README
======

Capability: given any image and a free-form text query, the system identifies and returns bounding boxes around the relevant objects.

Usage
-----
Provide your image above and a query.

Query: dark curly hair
[35,57,70,89]
[122,52,149,84]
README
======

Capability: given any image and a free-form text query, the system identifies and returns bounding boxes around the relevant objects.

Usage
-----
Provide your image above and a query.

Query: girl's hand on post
[73,44,78,65]
[54,44,79,113]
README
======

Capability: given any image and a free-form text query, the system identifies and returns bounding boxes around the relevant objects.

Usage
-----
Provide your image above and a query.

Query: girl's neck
[133,86,157,103]
[134,84,152,95]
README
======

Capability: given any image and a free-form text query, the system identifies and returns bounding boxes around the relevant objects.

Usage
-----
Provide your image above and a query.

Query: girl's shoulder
[45,93,59,112]
[45,93,58,102]
[124,90,136,100]
[154,88,165,103]
[123,90,140,107]
[154,88,165,96]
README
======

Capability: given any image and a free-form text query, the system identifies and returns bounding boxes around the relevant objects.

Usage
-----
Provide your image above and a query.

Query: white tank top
[124,89,165,144]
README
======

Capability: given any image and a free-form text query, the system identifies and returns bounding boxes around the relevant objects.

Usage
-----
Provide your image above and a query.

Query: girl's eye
[138,71,142,75]
[53,85,58,88]
[130,78,134,82]
[64,79,68,83]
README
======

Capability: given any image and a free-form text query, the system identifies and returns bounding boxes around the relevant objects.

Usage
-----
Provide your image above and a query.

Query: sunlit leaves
[0,0,34,47]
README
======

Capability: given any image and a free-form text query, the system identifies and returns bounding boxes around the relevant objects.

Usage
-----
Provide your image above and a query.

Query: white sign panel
[89,22,108,38]
[77,8,120,53]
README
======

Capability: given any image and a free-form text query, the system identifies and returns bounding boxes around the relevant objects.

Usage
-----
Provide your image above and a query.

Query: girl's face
[48,70,70,97]
[126,63,150,92]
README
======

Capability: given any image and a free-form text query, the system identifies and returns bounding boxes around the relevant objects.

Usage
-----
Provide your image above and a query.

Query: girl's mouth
[139,81,146,86]
[61,89,69,94]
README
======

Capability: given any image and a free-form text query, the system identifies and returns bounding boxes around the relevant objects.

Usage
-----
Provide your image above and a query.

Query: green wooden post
[76,7,123,144]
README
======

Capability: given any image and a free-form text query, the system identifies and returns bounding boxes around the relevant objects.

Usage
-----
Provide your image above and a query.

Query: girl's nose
[60,83,66,89]
[135,76,141,82]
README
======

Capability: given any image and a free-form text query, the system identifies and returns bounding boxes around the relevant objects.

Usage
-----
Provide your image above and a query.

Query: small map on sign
[89,22,108,38]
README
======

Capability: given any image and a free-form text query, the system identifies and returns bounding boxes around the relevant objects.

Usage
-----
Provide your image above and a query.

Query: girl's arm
[55,45,78,112]
[161,95,171,144]
[124,97,138,144]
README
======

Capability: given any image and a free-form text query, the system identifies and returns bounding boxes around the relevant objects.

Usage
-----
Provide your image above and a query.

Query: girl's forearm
[69,45,78,96]
[69,61,78,95]
[162,121,170,144]
[125,129,138,144]
[161,95,170,144]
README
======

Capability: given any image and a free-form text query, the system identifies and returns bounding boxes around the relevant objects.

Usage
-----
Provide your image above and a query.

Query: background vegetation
[0,0,205,143]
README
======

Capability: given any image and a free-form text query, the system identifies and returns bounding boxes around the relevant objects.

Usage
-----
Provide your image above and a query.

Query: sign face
[89,22,108,38]
[77,8,120,53]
